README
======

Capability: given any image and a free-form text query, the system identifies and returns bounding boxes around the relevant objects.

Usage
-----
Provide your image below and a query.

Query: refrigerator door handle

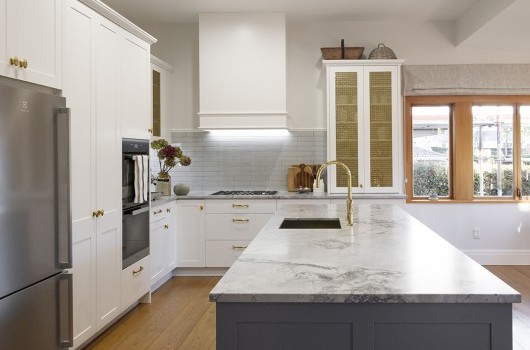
[58,272,74,348]
[55,107,72,269]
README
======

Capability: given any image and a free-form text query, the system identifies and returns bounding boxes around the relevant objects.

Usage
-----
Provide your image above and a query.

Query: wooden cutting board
[288,164,315,191]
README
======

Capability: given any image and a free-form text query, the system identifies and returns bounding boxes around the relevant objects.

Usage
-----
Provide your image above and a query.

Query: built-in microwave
[122,138,150,269]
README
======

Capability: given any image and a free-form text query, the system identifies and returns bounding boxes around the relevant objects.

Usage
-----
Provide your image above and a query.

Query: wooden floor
[84,266,530,350]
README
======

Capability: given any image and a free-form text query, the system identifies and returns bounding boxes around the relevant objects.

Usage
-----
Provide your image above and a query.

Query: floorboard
[83,266,530,350]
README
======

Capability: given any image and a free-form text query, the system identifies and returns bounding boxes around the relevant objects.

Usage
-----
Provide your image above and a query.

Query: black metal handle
[58,272,73,347]
[55,108,72,269]
[341,39,345,59]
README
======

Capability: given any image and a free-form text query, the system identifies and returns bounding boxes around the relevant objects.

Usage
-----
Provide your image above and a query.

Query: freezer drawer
[0,272,73,350]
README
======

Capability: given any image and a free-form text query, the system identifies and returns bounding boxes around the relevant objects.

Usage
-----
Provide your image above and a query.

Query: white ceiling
[101,0,529,49]
[101,0,478,24]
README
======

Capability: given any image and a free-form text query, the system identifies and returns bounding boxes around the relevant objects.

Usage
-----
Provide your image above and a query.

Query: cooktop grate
[211,190,278,196]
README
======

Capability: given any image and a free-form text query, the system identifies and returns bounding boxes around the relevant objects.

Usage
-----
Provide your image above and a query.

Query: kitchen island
[210,204,520,350]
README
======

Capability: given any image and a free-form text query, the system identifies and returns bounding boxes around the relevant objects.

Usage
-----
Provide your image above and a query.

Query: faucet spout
[316,161,353,226]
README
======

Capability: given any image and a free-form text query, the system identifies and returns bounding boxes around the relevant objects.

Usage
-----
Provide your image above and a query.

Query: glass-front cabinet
[324,60,404,194]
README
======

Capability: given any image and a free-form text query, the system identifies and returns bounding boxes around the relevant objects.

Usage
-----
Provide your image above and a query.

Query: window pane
[521,106,530,197]
[411,106,450,197]
[473,105,514,197]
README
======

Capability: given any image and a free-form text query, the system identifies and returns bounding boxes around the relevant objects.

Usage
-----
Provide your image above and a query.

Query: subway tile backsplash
[150,130,327,191]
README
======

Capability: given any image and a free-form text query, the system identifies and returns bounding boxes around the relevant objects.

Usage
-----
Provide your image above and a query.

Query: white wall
[143,19,530,263]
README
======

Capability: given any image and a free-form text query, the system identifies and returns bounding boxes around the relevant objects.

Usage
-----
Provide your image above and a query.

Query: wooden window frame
[404,95,530,203]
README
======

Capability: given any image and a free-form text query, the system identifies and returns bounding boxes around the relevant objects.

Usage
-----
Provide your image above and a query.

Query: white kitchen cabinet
[176,200,205,267]
[63,0,120,347]
[151,55,174,140]
[121,256,150,308]
[324,60,404,194]
[119,30,151,139]
[204,199,275,267]
[1,0,62,88]
[150,201,177,287]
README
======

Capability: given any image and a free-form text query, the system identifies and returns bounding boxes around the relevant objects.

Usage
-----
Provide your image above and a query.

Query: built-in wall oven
[122,138,150,269]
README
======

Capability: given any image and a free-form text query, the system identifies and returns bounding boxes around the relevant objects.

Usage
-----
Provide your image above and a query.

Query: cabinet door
[119,31,151,139]
[0,0,11,78]
[328,66,365,194]
[94,17,121,329]
[164,202,177,271]
[10,0,62,88]
[63,0,97,346]
[364,66,399,193]
[176,200,205,267]
[150,218,166,284]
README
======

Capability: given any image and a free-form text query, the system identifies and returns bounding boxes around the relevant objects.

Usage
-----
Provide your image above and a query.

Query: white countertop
[209,203,520,304]
[154,191,407,201]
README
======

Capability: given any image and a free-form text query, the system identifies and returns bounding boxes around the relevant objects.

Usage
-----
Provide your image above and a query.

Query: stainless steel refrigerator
[0,81,73,349]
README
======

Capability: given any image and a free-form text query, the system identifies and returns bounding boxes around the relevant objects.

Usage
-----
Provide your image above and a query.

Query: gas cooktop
[211,190,278,196]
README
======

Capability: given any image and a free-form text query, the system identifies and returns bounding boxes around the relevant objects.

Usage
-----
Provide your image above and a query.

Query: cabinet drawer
[121,256,150,308]
[205,199,276,214]
[150,203,173,223]
[205,240,251,267]
[205,213,272,240]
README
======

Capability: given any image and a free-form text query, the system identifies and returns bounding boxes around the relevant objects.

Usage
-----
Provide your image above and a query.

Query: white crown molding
[151,55,175,73]
[323,59,405,67]
[79,0,157,44]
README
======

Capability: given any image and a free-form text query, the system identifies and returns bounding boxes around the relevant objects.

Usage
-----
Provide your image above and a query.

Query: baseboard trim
[463,249,530,265]
[172,267,228,277]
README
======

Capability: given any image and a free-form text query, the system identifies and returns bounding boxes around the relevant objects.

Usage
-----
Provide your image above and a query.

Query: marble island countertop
[209,203,521,304]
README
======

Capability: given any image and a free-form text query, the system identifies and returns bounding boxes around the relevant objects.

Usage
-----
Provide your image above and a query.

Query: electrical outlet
[473,227,480,239]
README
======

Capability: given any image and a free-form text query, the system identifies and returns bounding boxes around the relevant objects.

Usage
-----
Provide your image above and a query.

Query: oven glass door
[122,205,149,269]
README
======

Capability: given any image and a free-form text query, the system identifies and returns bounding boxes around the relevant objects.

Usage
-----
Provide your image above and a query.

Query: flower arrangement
[151,139,191,176]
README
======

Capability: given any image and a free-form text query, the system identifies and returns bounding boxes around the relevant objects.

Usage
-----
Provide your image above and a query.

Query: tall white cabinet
[64,0,121,346]
[63,0,155,348]
[119,30,151,139]
[324,60,404,194]
[0,0,62,88]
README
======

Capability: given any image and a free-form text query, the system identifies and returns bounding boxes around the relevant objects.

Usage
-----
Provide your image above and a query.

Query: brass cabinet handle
[164,224,169,229]
[154,209,163,215]
[148,128,153,133]
[20,59,28,69]
[232,218,250,223]
[200,205,204,210]
[232,204,249,208]
[166,208,171,213]
[99,209,104,217]
[10,57,19,66]
[92,210,98,218]
[132,266,144,275]
[359,184,363,189]
[232,245,248,250]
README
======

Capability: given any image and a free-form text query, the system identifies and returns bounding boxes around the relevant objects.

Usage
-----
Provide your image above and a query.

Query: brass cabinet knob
[148,128,153,133]
[99,209,104,217]
[10,57,19,66]
[20,59,28,69]
[164,224,169,229]
[200,205,204,210]
[92,210,98,218]
[166,208,171,213]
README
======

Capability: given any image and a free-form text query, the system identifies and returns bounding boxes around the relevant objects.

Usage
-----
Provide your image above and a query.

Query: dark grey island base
[217,302,512,350]
[211,205,520,350]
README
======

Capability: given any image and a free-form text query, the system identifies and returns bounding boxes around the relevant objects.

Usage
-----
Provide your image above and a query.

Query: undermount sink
[279,218,342,229]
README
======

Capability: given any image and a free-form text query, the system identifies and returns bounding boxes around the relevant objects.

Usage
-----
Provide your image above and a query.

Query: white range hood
[198,13,288,129]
